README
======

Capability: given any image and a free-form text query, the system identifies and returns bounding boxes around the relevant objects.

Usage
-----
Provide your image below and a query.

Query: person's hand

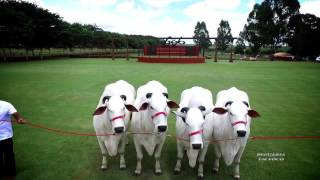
[12,112,27,124]
[17,118,27,124]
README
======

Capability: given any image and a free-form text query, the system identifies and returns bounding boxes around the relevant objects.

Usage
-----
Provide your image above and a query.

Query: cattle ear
[212,107,228,114]
[139,102,149,111]
[248,109,260,118]
[167,101,179,109]
[93,106,107,116]
[125,104,138,112]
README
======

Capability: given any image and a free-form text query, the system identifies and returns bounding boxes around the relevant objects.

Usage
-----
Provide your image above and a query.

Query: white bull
[173,86,214,179]
[212,87,260,180]
[93,80,138,170]
[131,80,179,175]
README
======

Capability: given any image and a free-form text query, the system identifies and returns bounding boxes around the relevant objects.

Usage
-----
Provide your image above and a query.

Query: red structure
[138,56,205,63]
[156,46,186,56]
[138,38,205,63]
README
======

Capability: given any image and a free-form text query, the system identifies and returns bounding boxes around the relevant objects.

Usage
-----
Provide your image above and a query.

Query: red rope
[1,120,320,141]
[25,121,115,136]
[111,115,125,122]
[188,129,203,136]
[151,112,167,119]
[1,120,114,136]
[250,136,320,140]
[231,120,247,126]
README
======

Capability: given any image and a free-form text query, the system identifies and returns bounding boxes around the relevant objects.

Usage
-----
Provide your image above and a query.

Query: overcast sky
[25,0,320,37]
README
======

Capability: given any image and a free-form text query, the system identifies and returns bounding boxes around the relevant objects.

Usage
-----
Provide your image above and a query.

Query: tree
[287,13,320,59]
[32,8,64,50]
[0,0,34,51]
[234,38,246,54]
[241,0,300,53]
[267,0,300,45]
[215,20,233,51]
[241,2,276,54]
[193,21,211,50]
[0,0,160,54]
[0,0,64,53]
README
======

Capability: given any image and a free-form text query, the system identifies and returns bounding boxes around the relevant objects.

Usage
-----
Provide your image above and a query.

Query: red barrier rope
[250,136,320,140]
[1,120,320,142]
[25,121,114,136]
[1,120,113,136]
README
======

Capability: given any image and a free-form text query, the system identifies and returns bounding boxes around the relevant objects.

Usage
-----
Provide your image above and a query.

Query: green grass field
[0,59,319,180]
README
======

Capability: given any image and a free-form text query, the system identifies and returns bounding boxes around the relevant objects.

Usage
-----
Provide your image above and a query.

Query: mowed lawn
[0,59,319,180]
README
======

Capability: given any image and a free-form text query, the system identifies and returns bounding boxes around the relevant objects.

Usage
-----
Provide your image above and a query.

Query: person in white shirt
[0,100,27,178]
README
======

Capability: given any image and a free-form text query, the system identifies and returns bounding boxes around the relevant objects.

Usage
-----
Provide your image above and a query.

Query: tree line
[193,0,320,59]
[0,0,159,54]
[1,0,319,59]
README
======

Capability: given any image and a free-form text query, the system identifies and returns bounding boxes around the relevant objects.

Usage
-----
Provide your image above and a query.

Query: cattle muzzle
[236,130,246,137]
[158,125,167,132]
[192,143,202,150]
[114,126,124,134]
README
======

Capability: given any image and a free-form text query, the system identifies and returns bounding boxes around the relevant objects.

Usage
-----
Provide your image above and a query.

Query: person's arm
[12,112,27,124]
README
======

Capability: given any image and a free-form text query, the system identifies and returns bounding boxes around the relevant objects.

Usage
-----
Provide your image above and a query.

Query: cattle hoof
[133,170,141,176]
[154,170,162,176]
[212,169,218,174]
[120,165,126,170]
[101,167,107,171]
[173,169,181,175]
[197,175,204,180]
[233,176,240,180]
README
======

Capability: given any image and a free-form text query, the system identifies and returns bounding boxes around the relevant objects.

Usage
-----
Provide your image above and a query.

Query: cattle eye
[163,93,168,98]
[229,112,234,116]
[102,96,111,104]
[225,101,233,107]
[146,93,152,99]
[150,106,155,110]
[181,107,189,113]
[120,95,127,101]
[199,106,206,111]
[243,101,249,107]
[203,116,205,119]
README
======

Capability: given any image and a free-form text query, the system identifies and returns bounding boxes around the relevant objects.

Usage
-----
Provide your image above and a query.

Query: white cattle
[131,80,179,175]
[173,86,214,179]
[93,80,138,170]
[212,87,260,180]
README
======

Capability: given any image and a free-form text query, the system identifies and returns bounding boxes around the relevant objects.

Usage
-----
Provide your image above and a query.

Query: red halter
[151,112,167,120]
[111,115,125,122]
[189,129,203,136]
[232,121,247,126]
